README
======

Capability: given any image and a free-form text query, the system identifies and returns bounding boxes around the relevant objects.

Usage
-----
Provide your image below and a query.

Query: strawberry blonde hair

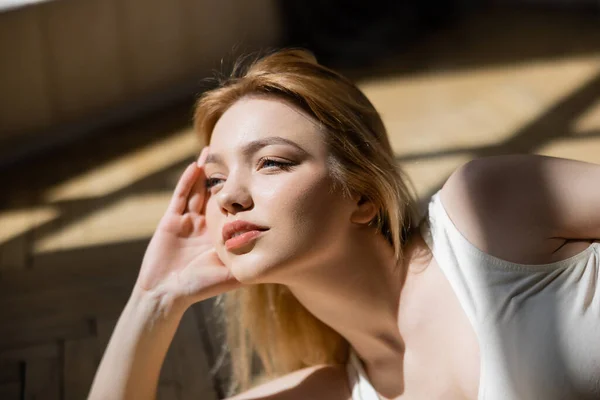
[193,49,419,395]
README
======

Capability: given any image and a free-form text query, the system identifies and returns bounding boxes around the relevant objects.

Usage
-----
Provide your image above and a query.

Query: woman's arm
[88,287,185,400]
[89,151,242,399]
[454,154,600,240]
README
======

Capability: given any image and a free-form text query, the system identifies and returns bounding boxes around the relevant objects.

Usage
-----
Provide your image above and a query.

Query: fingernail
[197,147,208,167]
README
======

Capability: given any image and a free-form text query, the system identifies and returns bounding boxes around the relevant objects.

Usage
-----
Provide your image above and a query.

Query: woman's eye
[205,177,224,189]
[259,157,294,170]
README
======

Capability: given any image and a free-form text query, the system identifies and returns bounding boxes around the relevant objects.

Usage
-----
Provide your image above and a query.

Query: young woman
[89,49,600,400]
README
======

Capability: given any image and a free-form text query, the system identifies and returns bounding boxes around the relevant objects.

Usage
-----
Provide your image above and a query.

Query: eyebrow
[205,136,308,165]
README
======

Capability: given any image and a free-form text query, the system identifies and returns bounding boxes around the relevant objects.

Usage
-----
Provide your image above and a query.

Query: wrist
[128,285,187,328]
[90,286,185,400]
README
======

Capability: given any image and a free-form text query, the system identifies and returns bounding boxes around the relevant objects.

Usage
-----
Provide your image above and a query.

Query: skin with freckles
[204,96,370,284]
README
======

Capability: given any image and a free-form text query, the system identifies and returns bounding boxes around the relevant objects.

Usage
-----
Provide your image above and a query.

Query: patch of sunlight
[34,191,172,254]
[0,207,59,245]
[572,98,600,135]
[359,55,600,157]
[400,153,473,201]
[44,129,200,202]
[535,136,600,165]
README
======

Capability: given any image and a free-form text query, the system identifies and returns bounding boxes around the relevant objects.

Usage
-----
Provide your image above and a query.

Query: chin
[218,244,269,283]
[223,244,296,285]
[227,258,274,284]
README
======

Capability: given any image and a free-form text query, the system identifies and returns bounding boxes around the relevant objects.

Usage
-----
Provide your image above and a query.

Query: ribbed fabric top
[347,191,600,399]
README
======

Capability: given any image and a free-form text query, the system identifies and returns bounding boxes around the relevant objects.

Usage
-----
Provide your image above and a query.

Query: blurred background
[0,0,599,398]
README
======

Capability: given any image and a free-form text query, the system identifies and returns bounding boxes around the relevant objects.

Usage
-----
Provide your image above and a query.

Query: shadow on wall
[279,0,467,68]
[278,0,600,74]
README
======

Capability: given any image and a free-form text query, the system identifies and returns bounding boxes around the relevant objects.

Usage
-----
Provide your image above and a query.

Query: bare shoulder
[227,364,352,400]
[439,157,570,264]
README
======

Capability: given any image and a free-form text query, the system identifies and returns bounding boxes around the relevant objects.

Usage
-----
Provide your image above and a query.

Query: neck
[275,226,429,397]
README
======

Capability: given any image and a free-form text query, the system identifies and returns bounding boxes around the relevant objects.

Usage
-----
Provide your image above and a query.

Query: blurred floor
[0,8,599,400]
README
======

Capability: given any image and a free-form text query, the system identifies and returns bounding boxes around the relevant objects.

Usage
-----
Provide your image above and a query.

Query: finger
[188,147,210,214]
[168,162,201,214]
[198,187,210,216]
[197,146,209,167]
[188,176,207,214]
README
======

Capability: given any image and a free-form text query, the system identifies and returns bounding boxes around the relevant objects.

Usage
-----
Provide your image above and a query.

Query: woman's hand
[90,147,235,400]
[136,147,240,311]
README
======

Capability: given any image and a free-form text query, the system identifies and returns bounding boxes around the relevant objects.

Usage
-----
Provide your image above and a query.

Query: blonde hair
[193,49,420,395]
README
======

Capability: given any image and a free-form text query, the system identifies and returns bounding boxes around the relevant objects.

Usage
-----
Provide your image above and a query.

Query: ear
[350,195,378,225]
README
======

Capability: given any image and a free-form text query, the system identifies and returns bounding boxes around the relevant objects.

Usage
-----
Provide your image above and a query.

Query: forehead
[209,96,325,151]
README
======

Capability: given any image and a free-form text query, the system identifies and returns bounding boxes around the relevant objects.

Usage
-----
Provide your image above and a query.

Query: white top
[347,190,600,399]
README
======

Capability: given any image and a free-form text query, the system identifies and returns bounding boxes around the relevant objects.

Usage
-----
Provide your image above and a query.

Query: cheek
[266,174,347,235]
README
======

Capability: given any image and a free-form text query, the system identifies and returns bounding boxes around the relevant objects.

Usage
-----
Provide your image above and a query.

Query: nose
[215,174,253,215]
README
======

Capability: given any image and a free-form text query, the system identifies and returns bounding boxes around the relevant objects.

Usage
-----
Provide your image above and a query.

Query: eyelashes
[205,177,223,189]
[204,157,295,189]
[260,157,294,170]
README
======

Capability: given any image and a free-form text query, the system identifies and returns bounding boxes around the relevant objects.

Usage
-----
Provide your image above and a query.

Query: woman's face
[204,96,357,283]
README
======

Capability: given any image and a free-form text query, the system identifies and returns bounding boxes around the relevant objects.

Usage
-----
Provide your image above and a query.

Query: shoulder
[440,156,561,264]
[227,364,352,400]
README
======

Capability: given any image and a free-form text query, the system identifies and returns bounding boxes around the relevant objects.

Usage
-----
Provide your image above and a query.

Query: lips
[222,220,269,243]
